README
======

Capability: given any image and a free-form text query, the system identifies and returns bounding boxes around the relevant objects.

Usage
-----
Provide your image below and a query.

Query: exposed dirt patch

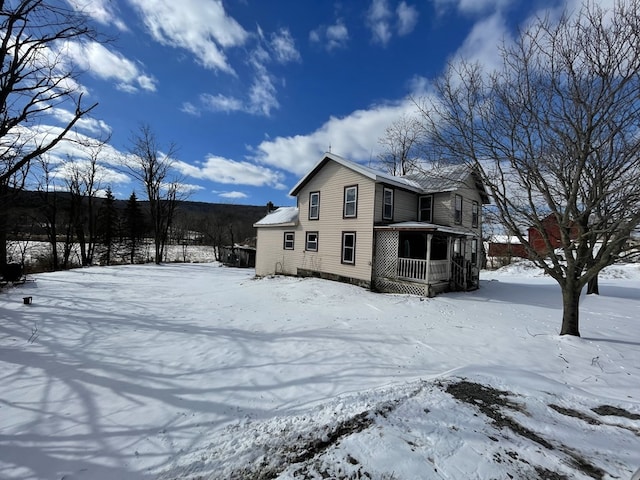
[592,405,640,420]
[445,380,606,480]
[445,380,553,449]
[549,404,602,425]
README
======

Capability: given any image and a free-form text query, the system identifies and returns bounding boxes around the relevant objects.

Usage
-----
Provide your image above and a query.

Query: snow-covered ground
[1,261,639,479]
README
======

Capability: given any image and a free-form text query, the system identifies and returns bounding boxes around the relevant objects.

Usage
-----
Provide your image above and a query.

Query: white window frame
[305,231,318,251]
[309,191,320,220]
[341,232,356,264]
[343,185,358,218]
[419,195,433,222]
[383,187,394,220]
[283,232,294,250]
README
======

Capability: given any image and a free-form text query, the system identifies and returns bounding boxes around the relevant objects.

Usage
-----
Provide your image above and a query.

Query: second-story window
[419,195,433,222]
[454,194,463,225]
[309,191,320,220]
[383,188,393,220]
[472,201,479,228]
[344,185,358,218]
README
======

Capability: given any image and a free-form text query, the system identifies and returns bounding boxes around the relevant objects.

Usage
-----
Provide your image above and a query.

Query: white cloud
[366,0,419,45]
[181,102,199,116]
[310,19,350,51]
[127,0,248,74]
[66,0,128,31]
[253,94,427,177]
[49,108,112,136]
[61,41,157,93]
[52,159,130,186]
[367,0,393,45]
[175,156,286,189]
[270,28,301,63]
[219,191,248,199]
[397,1,419,35]
[454,13,511,73]
[432,0,515,15]
[200,93,244,114]
[187,28,291,117]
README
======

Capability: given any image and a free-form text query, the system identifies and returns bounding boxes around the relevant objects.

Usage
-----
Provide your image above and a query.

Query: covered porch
[373,223,479,297]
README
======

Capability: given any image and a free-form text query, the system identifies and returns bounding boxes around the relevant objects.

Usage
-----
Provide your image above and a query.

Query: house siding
[432,192,452,225]
[255,226,299,276]
[374,184,416,223]
[297,161,375,283]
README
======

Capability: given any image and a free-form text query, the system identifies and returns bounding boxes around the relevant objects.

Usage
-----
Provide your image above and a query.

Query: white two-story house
[254,152,490,296]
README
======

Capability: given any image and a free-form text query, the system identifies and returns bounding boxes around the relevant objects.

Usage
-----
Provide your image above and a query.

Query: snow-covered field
[1,262,639,479]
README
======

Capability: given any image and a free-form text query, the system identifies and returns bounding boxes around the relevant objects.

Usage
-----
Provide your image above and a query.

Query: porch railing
[397,258,448,283]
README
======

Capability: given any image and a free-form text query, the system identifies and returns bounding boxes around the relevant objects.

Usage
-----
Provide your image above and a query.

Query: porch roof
[374,221,474,236]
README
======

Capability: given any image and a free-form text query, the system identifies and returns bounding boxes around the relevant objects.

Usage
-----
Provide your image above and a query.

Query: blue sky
[39,0,591,206]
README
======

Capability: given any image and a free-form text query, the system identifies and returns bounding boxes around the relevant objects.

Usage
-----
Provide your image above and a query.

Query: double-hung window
[342,232,356,264]
[305,232,318,251]
[283,232,294,250]
[472,201,479,228]
[383,188,393,220]
[454,194,463,225]
[309,191,320,220]
[419,195,433,222]
[343,185,358,218]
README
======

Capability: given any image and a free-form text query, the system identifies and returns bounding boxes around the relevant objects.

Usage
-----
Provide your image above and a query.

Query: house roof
[289,152,490,203]
[289,152,422,197]
[253,206,299,227]
[404,164,491,204]
[374,221,474,236]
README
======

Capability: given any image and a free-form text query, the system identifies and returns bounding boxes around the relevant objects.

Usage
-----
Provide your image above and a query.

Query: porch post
[462,238,468,288]
[426,233,433,284]
[446,236,452,279]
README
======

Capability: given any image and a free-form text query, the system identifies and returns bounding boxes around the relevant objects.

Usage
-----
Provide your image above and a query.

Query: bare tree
[417,2,640,336]
[35,155,61,270]
[63,137,110,265]
[125,124,185,264]
[377,113,423,176]
[0,0,98,269]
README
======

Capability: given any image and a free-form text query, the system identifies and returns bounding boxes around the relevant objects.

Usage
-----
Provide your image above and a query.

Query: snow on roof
[489,235,523,244]
[254,206,299,226]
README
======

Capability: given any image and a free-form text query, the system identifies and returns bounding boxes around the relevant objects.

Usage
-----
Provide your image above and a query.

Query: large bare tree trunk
[560,286,581,336]
[587,275,599,295]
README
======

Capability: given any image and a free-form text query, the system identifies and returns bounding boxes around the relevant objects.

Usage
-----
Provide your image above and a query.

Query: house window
[343,185,358,218]
[419,195,433,222]
[283,232,294,250]
[383,188,393,220]
[309,191,320,220]
[454,194,463,225]
[342,232,356,264]
[472,201,479,228]
[305,231,318,251]
[471,238,478,265]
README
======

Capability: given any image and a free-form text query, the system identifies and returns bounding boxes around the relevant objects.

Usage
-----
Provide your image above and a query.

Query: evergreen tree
[97,187,117,265]
[123,192,145,264]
